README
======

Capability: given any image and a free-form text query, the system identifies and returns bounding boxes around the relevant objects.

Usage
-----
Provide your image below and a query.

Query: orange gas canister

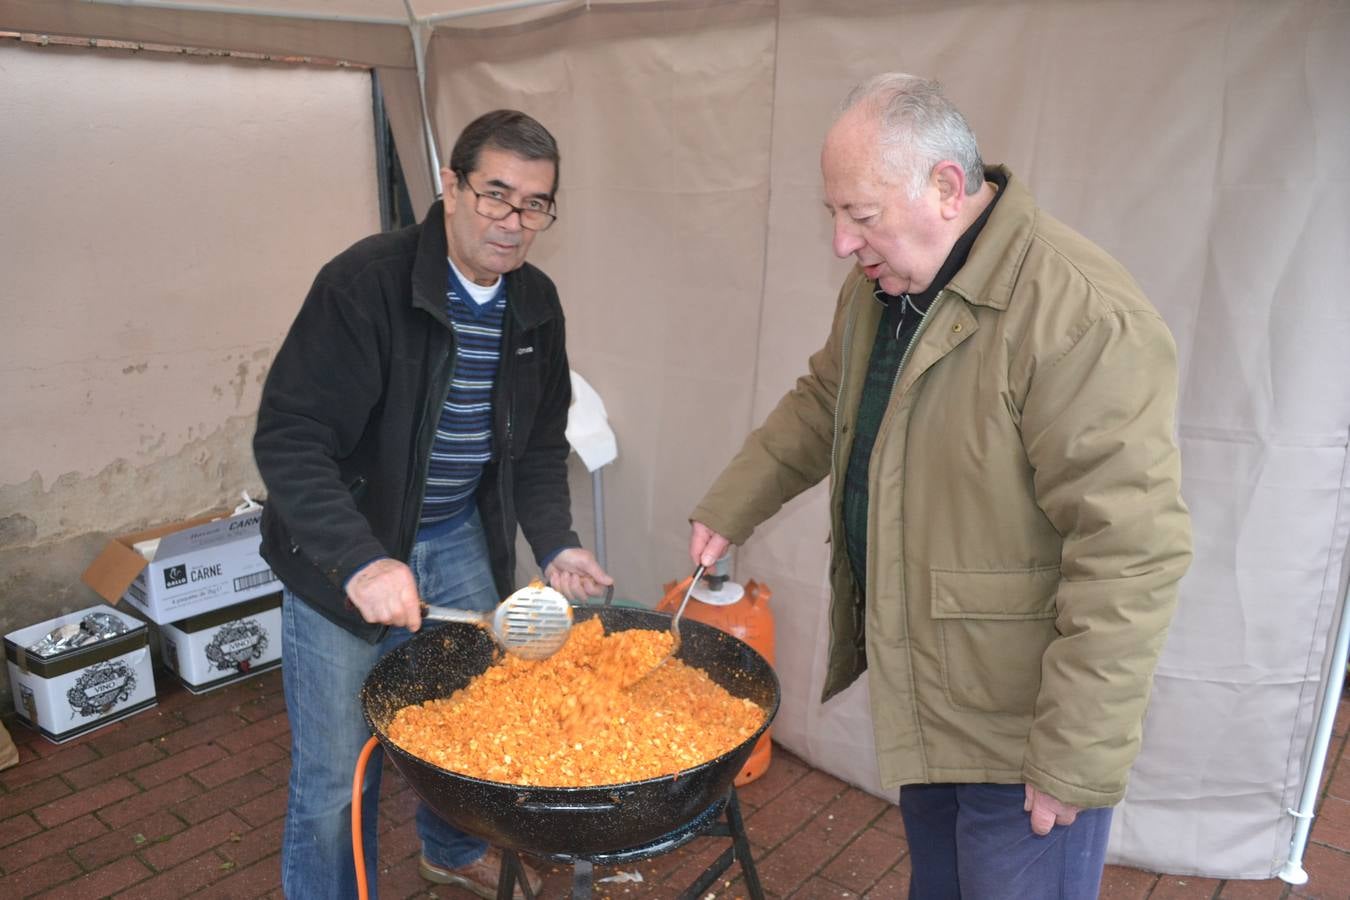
[658,565,775,785]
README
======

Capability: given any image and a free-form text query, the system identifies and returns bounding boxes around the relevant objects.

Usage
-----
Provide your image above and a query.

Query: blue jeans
[280,510,499,900]
[899,783,1113,900]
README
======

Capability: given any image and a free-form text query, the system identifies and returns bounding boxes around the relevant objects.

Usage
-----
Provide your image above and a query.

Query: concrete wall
[0,42,381,708]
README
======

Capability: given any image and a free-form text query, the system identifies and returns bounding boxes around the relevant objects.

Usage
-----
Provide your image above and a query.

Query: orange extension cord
[352,735,381,900]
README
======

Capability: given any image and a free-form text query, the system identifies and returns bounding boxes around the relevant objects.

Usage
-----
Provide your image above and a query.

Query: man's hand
[689,521,732,568]
[1024,784,1081,836]
[544,548,613,603]
[346,558,424,630]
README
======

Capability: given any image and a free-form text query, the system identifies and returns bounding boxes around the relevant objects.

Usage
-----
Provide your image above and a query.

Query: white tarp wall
[4,0,1349,880]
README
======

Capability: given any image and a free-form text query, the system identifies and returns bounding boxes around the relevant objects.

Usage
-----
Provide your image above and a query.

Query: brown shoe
[418,847,543,899]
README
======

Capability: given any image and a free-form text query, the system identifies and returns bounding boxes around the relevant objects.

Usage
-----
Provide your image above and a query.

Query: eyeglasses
[456,175,557,231]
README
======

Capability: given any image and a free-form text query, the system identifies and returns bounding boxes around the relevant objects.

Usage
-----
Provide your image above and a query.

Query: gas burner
[537,792,724,867]
[501,787,764,900]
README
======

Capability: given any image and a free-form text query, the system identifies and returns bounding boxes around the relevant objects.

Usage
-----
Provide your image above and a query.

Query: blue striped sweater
[419,267,505,530]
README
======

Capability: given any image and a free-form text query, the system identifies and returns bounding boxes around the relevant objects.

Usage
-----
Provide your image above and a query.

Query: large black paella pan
[360,605,779,856]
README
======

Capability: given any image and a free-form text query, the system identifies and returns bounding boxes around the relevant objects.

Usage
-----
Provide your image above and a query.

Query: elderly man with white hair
[690,74,1192,898]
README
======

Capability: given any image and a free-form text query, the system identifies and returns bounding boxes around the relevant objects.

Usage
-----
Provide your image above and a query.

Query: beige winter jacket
[692,168,1192,807]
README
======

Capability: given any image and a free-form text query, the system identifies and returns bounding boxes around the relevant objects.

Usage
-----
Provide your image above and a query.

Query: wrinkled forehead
[467,147,557,198]
[822,126,904,204]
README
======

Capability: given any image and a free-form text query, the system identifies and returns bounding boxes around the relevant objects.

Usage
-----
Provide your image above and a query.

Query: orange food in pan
[386,618,766,787]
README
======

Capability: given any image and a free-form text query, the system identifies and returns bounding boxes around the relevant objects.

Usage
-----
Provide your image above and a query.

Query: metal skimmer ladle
[421,583,573,660]
[642,563,705,677]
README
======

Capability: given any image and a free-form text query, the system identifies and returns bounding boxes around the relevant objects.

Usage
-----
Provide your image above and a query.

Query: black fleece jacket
[253,201,579,642]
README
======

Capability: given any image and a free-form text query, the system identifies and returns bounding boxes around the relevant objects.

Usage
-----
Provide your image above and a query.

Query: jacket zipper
[863,292,947,637]
[498,409,514,580]
[830,296,862,644]
[831,288,947,645]
[830,301,861,490]
[498,407,514,565]
[402,335,455,558]
[831,287,945,483]
[892,292,946,401]
[496,311,517,583]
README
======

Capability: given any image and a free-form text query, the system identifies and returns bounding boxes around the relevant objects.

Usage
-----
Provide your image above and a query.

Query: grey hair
[838,73,984,199]
[448,109,560,195]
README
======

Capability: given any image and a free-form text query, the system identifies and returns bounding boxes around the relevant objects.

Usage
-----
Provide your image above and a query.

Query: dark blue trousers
[899,783,1113,900]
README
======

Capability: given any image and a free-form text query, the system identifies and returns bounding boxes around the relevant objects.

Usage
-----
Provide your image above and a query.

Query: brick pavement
[1,668,1348,899]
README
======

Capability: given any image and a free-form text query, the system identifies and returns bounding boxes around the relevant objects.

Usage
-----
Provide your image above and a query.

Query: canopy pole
[423,0,575,25]
[412,0,574,195]
[82,0,575,27]
[78,0,404,25]
[1279,575,1350,884]
[403,6,443,198]
[591,467,606,572]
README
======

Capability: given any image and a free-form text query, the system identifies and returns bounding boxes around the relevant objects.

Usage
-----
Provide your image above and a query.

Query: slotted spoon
[421,583,573,660]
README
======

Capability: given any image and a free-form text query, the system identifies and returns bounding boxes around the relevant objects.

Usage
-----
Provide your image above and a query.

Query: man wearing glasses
[255,109,608,899]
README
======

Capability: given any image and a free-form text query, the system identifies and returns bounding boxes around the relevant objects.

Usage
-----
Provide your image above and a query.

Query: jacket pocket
[930,566,1059,715]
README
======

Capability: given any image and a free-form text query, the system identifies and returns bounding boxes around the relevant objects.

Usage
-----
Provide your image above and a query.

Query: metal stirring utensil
[637,563,705,680]
[421,583,574,660]
[668,564,705,657]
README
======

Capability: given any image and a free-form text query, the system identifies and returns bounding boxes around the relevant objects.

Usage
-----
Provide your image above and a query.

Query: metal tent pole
[402,5,443,197]
[78,0,405,24]
[403,2,572,199]
[1279,576,1350,884]
[591,467,606,572]
[423,0,574,25]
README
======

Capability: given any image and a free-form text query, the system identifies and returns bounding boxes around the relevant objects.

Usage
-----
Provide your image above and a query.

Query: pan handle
[514,794,621,813]
[419,605,484,625]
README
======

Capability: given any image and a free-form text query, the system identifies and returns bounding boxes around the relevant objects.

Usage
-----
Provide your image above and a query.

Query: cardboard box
[5,605,157,743]
[159,592,282,694]
[81,507,279,625]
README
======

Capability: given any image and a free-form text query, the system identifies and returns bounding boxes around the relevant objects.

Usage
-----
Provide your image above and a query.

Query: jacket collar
[410,199,554,330]
[943,165,1036,312]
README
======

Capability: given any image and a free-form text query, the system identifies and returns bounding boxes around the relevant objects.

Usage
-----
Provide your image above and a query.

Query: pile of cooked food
[386,617,766,787]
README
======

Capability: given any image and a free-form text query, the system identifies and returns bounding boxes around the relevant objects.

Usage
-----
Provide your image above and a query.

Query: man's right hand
[346,558,424,630]
[1024,784,1082,836]
[689,521,732,568]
